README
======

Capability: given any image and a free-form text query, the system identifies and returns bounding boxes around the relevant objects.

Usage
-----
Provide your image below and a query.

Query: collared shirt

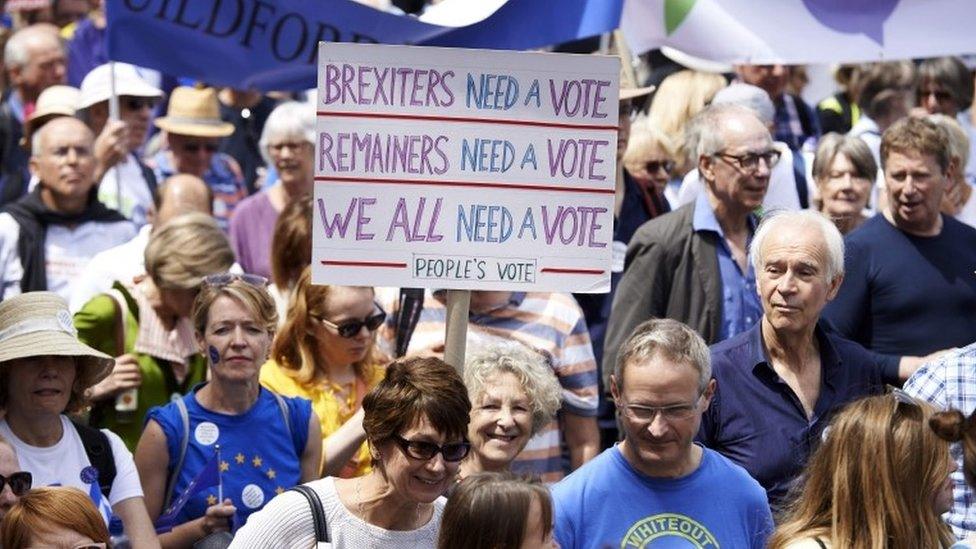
[774,94,818,151]
[692,192,762,342]
[698,321,895,508]
[904,342,976,539]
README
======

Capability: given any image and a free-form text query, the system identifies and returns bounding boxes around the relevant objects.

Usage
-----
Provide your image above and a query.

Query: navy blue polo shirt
[697,320,897,509]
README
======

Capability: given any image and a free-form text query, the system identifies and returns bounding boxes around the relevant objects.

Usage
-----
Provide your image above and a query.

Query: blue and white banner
[105,0,623,91]
[622,0,976,65]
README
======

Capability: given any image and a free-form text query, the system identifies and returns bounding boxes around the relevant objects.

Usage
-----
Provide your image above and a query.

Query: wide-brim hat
[154,86,234,138]
[23,85,80,143]
[0,292,113,390]
[78,62,163,110]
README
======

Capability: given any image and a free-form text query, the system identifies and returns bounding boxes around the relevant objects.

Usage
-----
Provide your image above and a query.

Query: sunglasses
[392,434,471,462]
[0,471,31,496]
[181,142,219,153]
[202,273,269,288]
[123,96,157,111]
[320,309,386,338]
[645,160,675,174]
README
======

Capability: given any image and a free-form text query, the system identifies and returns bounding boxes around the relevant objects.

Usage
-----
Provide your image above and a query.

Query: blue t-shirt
[147,385,312,528]
[823,214,976,356]
[551,445,773,549]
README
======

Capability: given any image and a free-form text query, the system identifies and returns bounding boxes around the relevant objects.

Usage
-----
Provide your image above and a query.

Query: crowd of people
[0,1,973,548]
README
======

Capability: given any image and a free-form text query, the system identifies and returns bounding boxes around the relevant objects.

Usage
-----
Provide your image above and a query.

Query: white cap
[78,62,163,110]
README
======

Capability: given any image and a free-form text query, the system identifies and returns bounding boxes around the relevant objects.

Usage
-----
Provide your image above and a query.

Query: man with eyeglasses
[605,104,774,382]
[697,210,918,511]
[0,117,135,301]
[825,116,976,358]
[77,62,163,228]
[551,318,772,549]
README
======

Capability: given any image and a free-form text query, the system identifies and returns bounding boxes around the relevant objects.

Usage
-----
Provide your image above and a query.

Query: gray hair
[918,56,974,112]
[926,113,970,173]
[614,318,711,392]
[710,83,775,127]
[811,132,878,182]
[258,101,315,165]
[686,103,764,162]
[463,339,562,437]
[4,25,61,70]
[749,209,845,283]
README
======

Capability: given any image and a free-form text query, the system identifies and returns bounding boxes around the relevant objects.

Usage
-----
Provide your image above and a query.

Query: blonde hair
[192,277,278,337]
[145,212,235,290]
[769,394,954,549]
[1,487,109,548]
[647,70,727,174]
[926,113,970,179]
[622,118,677,175]
[270,267,378,386]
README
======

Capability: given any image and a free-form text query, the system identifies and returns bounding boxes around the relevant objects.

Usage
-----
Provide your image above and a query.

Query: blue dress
[147,384,312,528]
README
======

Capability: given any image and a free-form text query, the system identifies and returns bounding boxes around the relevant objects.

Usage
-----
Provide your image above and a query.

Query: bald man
[0,117,135,301]
[69,174,218,311]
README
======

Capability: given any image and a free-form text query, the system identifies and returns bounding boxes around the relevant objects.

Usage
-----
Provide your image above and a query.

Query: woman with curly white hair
[459,338,562,479]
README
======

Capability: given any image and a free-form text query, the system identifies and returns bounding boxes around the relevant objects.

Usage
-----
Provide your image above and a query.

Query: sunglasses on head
[202,273,269,288]
[0,471,31,496]
[123,96,157,111]
[392,435,471,462]
[320,308,386,338]
[182,142,219,153]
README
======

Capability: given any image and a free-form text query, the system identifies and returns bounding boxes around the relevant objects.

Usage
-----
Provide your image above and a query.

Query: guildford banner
[105,0,623,91]
[622,0,976,64]
[312,43,618,293]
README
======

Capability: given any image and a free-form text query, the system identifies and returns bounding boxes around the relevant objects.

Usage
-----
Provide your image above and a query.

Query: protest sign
[313,43,618,293]
[622,0,976,64]
[104,0,623,91]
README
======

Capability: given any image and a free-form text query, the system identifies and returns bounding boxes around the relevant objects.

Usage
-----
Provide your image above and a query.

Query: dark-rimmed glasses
[646,160,675,174]
[182,142,219,154]
[123,96,158,111]
[0,471,31,496]
[617,392,704,423]
[392,435,471,462]
[203,273,269,288]
[320,308,386,338]
[715,149,782,171]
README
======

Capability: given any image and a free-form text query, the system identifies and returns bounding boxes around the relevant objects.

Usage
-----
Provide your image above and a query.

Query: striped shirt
[904,341,976,539]
[381,290,599,483]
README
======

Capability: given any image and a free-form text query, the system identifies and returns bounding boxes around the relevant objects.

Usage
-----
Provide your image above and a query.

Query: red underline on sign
[541,268,606,275]
[317,110,618,131]
[315,175,614,195]
[321,260,408,269]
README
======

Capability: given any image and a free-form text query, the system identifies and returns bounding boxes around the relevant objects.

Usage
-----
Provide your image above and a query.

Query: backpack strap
[162,397,191,511]
[271,390,304,457]
[71,419,117,499]
[288,485,330,543]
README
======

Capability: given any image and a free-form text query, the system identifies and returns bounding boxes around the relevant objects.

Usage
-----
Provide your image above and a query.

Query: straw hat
[78,62,162,110]
[23,85,80,142]
[0,292,113,390]
[154,87,234,138]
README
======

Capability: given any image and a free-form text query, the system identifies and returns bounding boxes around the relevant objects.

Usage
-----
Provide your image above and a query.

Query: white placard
[314,43,618,293]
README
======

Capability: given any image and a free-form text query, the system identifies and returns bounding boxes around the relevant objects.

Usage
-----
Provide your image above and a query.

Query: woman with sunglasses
[75,213,235,450]
[1,487,111,549]
[261,266,387,478]
[0,434,30,523]
[769,393,955,549]
[231,356,471,548]
[135,274,321,548]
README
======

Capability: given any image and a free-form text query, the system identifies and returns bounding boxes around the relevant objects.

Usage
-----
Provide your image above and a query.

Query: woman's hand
[201,499,237,535]
[88,354,143,401]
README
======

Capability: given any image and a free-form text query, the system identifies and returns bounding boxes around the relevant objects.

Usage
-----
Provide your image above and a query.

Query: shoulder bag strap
[104,289,129,356]
[162,397,191,511]
[288,485,330,543]
[815,538,828,549]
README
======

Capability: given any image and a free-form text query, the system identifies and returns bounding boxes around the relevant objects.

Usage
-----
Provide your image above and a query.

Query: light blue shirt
[692,192,762,341]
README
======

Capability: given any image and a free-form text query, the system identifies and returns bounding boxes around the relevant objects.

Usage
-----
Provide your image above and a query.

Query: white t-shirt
[69,224,150,312]
[955,191,976,230]
[97,154,154,229]
[0,416,143,506]
[0,212,136,303]
[230,476,446,549]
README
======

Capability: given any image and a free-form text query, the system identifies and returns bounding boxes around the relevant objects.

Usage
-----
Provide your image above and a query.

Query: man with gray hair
[698,209,913,509]
[605,103,776,380]
[552,318,772,548]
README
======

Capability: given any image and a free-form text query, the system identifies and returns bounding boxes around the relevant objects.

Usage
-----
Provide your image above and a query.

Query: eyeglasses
[715,149,782,171]
[181,141,219,154]
[123,96,158,111]
[617,393,703,423]
[0,471,31,496]
[391,434,471,462]
[645,160,675,174]
[319,309,386,338]
[202,273,269,288]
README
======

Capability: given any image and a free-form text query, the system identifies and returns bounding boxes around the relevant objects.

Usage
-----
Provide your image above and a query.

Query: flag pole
[108,61,122,209]
[216,444,223,503]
